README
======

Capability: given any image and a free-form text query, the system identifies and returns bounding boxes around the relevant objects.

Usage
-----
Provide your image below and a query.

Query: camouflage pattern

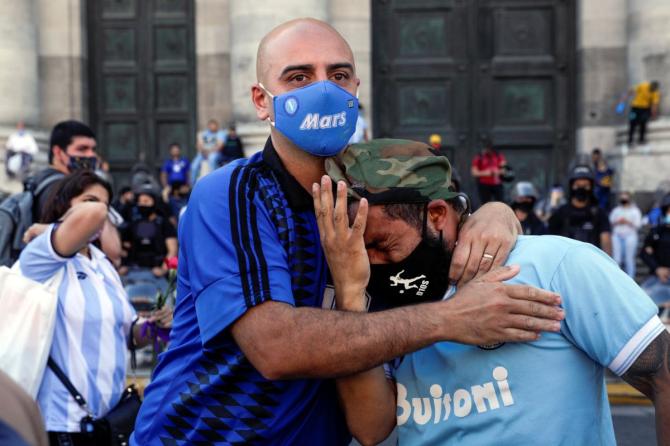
[325,138,460,204]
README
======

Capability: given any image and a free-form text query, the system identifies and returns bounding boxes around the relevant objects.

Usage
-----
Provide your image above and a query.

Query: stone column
[611,1,670,200]
[329,0,372,135]
[575,0,628,154]
[627,0,670,117]
[37,0,86,127]
[0,0,40,127]
[196,0,232,131]
[229,0,328,150]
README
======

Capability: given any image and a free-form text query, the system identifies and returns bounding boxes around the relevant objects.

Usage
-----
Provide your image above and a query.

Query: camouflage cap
[325,138,459,204]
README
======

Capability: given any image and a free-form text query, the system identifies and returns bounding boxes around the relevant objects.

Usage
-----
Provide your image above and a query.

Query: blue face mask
[259,80,359,157]
[665,215,670,225]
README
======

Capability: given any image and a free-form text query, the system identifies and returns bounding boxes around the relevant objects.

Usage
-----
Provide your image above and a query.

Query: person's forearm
[233,301,447,380]
[654,390,670,444]
[334,289,397,445]
[132,318,153,348]
[100,218,122,266]
[53,202,108,256]
[336,368,396,446]
[166,238,178,258]
[480,201,522,234]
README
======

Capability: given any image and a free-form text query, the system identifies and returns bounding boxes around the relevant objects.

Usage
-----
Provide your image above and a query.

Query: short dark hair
[381,196,467,232]
[49,120,96,164]
[169,142,181,150]
[40,170,112,224]
[651,81,660,92]
[592,148,601,155]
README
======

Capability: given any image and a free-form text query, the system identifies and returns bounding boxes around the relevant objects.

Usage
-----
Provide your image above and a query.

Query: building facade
[0,0,668,204]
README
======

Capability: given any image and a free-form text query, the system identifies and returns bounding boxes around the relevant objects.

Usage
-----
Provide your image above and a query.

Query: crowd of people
[1,16,669,446]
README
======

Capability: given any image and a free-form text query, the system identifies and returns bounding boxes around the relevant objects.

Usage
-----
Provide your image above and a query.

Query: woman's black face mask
[366,209,451,310]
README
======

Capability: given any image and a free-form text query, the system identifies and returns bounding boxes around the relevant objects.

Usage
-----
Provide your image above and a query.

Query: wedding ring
[482,253,495,261]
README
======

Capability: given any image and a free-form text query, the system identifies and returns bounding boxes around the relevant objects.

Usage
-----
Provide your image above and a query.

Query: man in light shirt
[5,121,38,179]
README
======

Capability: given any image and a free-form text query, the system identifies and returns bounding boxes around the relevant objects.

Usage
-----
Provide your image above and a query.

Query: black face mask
[620,199,630,205]
[570,187,591,202]
[367,232,451,310]
[137,205,155,218]
[513,201,534,214]
[67,156,97,172]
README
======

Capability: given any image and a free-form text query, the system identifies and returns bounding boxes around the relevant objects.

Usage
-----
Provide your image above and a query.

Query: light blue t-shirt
[391,236,663,446]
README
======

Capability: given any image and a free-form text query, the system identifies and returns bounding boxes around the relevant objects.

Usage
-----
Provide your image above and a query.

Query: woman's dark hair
[40,170,113,224]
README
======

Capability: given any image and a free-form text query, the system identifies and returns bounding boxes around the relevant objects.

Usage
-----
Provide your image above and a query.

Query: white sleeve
[608,316,666,376]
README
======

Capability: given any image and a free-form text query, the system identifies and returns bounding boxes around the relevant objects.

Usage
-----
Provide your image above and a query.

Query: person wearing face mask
[131,19,566,445]
[5,121,38,180]
[609,191,642,278]
[548,165,612,255]
[510,181,546,235]
[0,120,123,268]
[641,194,670,308]
[121,185,177,279]
[19,170,172,445]
[33,121,99,219]
[315,139,670,446]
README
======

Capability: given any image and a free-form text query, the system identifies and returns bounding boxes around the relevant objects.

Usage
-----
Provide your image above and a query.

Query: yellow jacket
[631,82,660,109]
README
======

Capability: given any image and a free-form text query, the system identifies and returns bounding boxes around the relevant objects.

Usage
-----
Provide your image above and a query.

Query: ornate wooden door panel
[373,0,575,195]
[88,0,196,187]
[372,0,471,165]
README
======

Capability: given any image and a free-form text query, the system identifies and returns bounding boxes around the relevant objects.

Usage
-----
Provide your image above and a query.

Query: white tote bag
[0,263,64,398]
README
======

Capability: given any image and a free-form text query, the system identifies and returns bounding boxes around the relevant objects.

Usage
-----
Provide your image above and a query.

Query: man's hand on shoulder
[450,202,521,285]
[440,265,564,345]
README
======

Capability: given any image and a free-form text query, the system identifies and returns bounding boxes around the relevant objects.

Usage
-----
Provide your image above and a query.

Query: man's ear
[427,199,451,231]
[251,83,271,121]
[52,146,67,164]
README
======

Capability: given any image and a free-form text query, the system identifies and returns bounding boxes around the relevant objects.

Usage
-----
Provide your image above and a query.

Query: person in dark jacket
[510,181,547,235]
[548,165,612,255]
[641,194,670,307]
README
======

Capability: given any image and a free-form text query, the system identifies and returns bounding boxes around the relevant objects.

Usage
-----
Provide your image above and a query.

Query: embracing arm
[449,201,521,284]
[622,331,670,443]
[232,270,562,381]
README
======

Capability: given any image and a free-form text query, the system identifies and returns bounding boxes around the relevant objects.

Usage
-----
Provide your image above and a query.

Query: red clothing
[472,151,506,186]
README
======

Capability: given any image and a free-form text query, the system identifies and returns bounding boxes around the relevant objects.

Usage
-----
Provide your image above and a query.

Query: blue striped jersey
[19,224,136,432]
[132,139,350,445]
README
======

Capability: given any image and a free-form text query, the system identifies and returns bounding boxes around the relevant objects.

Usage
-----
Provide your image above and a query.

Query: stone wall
[37,0,87,128]
[575,0,628,157]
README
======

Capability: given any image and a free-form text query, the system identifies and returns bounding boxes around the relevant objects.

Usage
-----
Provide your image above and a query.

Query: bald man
[132,19,563,445]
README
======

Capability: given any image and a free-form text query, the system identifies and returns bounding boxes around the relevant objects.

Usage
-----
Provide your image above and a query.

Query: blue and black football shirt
[132,138,350,445]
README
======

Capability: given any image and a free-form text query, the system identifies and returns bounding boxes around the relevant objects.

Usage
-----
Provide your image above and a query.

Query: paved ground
[612,405,656,446]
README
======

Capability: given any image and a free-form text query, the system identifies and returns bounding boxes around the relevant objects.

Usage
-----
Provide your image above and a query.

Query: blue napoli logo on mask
[284,96,299,116]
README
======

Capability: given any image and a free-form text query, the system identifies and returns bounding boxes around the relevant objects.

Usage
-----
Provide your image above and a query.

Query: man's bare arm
[622,331,670,443]
[232,268,562,381]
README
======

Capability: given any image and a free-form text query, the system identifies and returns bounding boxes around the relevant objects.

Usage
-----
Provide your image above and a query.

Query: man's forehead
[258,21,354,80]
[69,135,96,147]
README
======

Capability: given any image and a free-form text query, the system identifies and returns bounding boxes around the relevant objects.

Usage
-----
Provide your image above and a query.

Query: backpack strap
[47,357,93,416]
[34,172,64,197]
